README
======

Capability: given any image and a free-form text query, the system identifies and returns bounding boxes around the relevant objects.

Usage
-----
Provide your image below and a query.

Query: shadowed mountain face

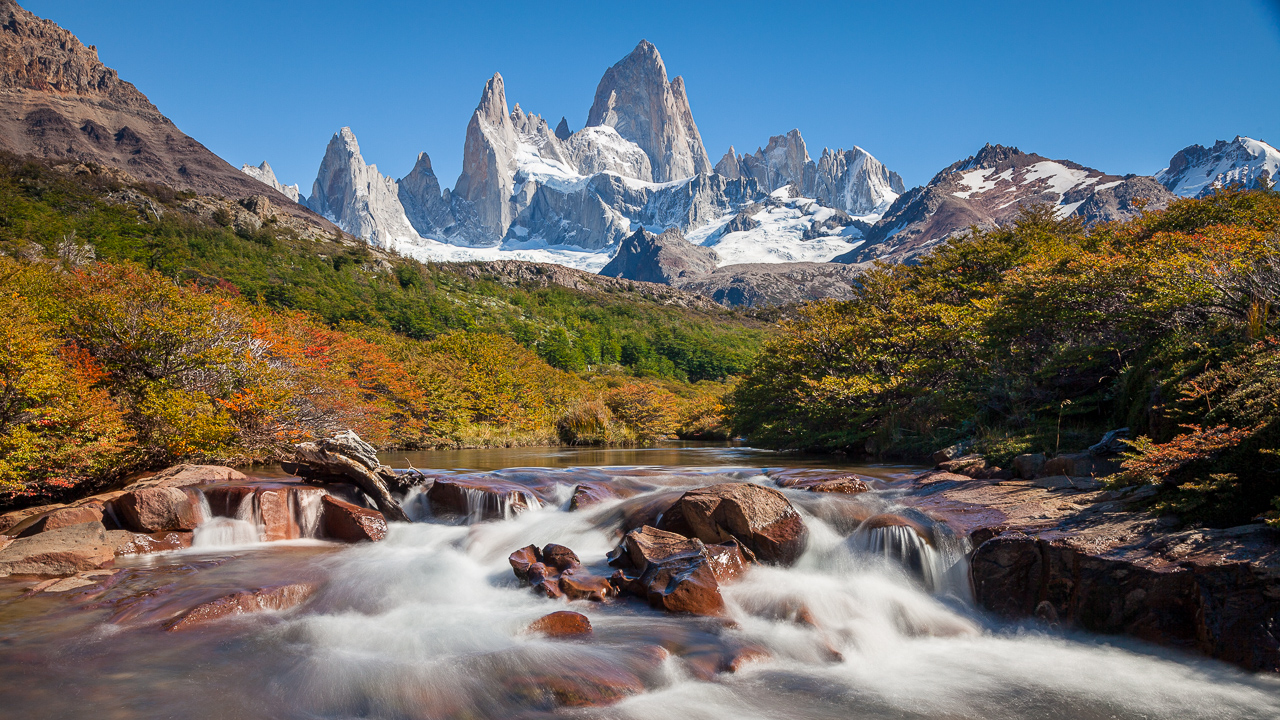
[835,144,1175,265]
[0,0,321,223]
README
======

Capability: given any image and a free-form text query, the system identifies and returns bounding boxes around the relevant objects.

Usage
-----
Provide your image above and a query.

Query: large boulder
[321,495,387,542]
[112,487,202,533]
[657,483,807,565]
[0,521,115,576]
[13,505,105,537]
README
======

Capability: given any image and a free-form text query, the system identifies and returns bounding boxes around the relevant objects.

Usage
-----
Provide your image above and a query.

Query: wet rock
[541,543,581,571]
[657,483,807,565]
[293,431,409,522]
[0,521,115,577]
[525,610,592,637]
[617,490,684,533]
[204,483,330,541]
[113,486,201,533]
[107,530,193,555]
[704,539,754,583]
[14,505,104,537]
[526,563,565,599]
[609,526,728,616]
[504,666,643,708]
[1013,453,1047,479]
[769,469,872,494]
[559,571,615,602]
[509,544,542,580]
[166,582,317,631]
[569,481,638,510]
[426,477,540,521]
[321,495,387,542]
[127,464,248,490]
[861,513,936,545]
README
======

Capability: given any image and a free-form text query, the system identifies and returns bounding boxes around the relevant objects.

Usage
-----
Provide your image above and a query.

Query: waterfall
[294,488,326,539]
[461,488,542,523]
[851,514,971,597]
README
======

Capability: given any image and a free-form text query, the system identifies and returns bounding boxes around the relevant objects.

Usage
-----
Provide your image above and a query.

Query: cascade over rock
[586,40,711,182]
[307,127,418,249]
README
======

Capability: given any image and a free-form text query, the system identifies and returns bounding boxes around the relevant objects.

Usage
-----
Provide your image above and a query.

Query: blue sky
[24,0,1280,193]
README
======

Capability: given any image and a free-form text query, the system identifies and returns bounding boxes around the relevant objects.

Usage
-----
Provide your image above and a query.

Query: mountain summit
[586,40,712,182]
[1158,136,1279,197]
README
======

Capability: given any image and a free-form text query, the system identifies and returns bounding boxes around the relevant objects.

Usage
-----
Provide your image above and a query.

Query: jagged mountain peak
[554,117,571,140]
[476,72,510,126]
[240,160,301,203]
[586,39,711,182]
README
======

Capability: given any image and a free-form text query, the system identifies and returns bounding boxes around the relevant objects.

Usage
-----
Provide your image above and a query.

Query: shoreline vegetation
[731,182,1280,528]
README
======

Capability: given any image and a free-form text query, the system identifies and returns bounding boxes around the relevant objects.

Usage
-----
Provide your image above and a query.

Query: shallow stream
[1,444,1277,719]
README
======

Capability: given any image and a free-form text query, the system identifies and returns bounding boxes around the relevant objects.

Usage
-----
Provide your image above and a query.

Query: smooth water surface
[0,444,1276,719]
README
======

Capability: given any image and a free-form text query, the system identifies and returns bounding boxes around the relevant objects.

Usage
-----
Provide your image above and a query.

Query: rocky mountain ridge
[0,0,329,230]
[1158,135,1279,198]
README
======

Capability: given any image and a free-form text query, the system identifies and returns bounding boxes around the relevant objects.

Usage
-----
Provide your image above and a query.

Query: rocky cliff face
[1158,136,1279,197]
[0,0,319,220]
[598,227,718,284]
[398,152,453,236]
[307,127,417,249]
[716,129,903,217]
[676,261,861,307]
[837,144,1175,265]
[586,40,711,182]
[451,73,521,245]
[240,161,301,202]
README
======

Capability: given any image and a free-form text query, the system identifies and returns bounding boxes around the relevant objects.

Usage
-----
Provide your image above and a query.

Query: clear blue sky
[24,0,1280,193]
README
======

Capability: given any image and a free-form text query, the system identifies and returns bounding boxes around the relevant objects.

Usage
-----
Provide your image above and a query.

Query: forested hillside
[731,186,1280,526]
[0,156,764,505]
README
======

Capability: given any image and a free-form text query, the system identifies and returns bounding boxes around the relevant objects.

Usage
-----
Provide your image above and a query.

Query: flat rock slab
[0,521,115,577]
[901,471,1280,673]
[166,582,317,631]
[126,464,247,490]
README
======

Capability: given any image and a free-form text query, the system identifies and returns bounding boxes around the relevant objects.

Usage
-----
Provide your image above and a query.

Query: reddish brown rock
[509,544,542,580]
[568,482,638,510]
[658,483,807,565]
[14,505,104,537]
[127,464,248,490]
[616,491,684,533]
[166,583,317,631]
[525,610,592,637]
[113,487,201,533]
[200,485,256,517]
[504,666,643,709]
[610,526,728,616]
[0,521,115,576]
[526,563,565,599]
[321,495,387,542]
[108,530,193,555]
[541,543,581,571]
[861,513,936,546]
[643,553,726,616]
[769,469,873,494]
[705,540,753,583]
[426,477,540,521]
[559,571,615,602]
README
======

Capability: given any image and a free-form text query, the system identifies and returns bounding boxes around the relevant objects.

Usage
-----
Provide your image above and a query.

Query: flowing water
[1,444,1277,719]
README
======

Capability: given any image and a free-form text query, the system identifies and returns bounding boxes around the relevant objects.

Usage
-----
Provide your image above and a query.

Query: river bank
[1,444,1277,719]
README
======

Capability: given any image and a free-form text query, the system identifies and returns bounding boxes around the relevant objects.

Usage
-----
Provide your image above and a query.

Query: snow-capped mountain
[1158,136,1279,197]
[239,161,301,203]
[245,40,903,274]
[837,144,1175,265]
[715,129,905,216]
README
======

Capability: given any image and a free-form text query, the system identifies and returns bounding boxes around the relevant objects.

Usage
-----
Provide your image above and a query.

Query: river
[0,444,1277,719]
